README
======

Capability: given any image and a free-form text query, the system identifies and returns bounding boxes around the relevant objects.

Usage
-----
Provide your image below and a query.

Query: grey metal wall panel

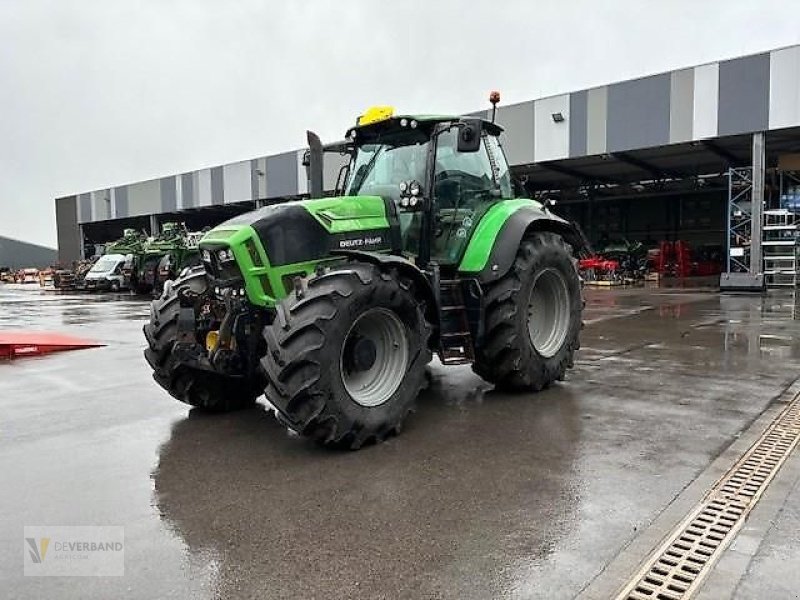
[296,150,308,195]
[196,169,212,206]
[693,63,719,139]
[534,94,571,161]
[265,151,299,198]
[670,68,694,143]
[127,179,161,217]
[223,161,251,204]
[256,157,267,198]
[495,101,535,165]
[569,91,587,157]
[769,46,800,129]
[55,196,80,266]
[586,87,608,154]
[323,150,350,192]
[210,166,224,205]
[250,159,260,200]
[718,53,770,136]
[91,190,111,221]
[160,177,177,213]
[465,109,489,119]
[101,190,112,220]
[607,73,671,152]
[114,186,128,218]
[78,193,92,223]
[181,174,194,208]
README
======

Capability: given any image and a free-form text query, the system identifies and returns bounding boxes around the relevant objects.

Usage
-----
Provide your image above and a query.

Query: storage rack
[763,209,799,288]
[725,167,754,274]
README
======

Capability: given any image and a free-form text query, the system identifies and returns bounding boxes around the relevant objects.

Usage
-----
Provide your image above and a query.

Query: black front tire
[261,263,432,449]
[473,231,582,391]
[143,266,261,411]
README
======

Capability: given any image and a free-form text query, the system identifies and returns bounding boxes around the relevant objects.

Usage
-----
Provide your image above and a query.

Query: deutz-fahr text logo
[338,235,384,249]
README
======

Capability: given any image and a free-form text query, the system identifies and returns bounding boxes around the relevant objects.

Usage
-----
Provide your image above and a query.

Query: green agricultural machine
[104,228,148,291]
[144,102,585,449]
[106,228,148,256]
[136,223,201,295]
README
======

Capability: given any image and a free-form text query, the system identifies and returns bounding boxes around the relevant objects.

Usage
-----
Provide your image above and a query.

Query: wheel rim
[527,268,571,358]
[340,308,409,407]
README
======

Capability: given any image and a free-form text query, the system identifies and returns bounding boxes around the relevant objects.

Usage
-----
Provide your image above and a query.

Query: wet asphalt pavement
[1,283,799,599]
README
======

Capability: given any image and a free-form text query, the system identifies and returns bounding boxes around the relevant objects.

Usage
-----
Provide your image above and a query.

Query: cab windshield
[89,255,122,274]
[345,138,429,201]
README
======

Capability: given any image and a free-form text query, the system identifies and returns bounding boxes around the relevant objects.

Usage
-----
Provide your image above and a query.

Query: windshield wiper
[349,146,384,195]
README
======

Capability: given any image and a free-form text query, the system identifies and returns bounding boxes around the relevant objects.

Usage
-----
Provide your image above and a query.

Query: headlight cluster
[214,286,247,297]
[399,180,422,208]
[202,246,242,282]
[400,196,419,208]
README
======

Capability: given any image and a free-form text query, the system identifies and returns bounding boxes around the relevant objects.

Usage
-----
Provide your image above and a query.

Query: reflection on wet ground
[1,284,799,599]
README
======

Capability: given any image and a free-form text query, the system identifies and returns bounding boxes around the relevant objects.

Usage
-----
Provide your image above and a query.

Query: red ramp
[0,331,105,359]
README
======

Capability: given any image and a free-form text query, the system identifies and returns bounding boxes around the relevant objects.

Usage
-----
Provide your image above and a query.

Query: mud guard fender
[329,250,439,327]
[460,206,587,284]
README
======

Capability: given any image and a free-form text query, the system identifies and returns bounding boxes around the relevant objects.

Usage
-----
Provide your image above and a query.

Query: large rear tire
[473,232,582,391]
[261,263,432,449]
[143,266,261,411]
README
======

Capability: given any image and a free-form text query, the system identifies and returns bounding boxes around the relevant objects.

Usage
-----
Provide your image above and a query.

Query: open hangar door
[81,215,152,258]
[555,187,726,249]
[154,200,257,233]
[80,202,258,258]
[513,129,800,279]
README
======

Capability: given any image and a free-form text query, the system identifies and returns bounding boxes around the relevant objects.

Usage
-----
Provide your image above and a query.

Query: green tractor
[144,104,584,449]
[136,223,201,296]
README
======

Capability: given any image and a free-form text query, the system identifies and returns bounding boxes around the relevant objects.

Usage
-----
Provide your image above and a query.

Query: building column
[750,132,765,275]
[78,224,86,260]
[149,214,159,236]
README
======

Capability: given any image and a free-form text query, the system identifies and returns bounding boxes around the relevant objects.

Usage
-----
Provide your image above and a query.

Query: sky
[1,0,798,248]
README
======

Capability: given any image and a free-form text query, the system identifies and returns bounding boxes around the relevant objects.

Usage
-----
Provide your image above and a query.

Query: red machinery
[0,331,104,359]
[579,256,621,282]
[650,241,722,277]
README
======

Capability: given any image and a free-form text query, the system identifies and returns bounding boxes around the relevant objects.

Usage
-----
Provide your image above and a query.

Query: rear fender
[460,205,586,284]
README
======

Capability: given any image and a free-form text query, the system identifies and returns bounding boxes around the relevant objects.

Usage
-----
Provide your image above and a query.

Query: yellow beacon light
[357,106,395,126]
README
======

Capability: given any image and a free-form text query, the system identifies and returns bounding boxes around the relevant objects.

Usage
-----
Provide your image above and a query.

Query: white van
[83,254,130,292]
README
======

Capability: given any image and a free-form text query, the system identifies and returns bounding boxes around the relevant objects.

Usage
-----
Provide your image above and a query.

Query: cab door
[430,127,513,265]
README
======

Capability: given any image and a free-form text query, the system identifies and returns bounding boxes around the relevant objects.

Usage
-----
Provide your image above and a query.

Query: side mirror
[456,118,482,153]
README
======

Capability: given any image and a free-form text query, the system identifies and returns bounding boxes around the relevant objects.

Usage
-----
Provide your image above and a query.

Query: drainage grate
[617,392,800,600]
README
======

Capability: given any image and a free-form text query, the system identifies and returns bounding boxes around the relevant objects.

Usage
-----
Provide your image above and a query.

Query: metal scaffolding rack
[726,166,754,274]
[721,133,766,291]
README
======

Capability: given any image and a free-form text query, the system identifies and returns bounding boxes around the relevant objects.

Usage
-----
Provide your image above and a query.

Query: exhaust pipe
[306,130,324,199]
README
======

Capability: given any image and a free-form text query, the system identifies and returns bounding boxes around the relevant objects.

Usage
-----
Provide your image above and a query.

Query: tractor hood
[205,195,396,267]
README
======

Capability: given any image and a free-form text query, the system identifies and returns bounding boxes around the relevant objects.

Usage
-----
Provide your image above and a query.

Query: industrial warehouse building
[56,44,800,285]
[0,235,57,269]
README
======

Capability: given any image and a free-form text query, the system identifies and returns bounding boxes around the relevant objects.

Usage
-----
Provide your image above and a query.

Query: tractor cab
[338,108,513,268]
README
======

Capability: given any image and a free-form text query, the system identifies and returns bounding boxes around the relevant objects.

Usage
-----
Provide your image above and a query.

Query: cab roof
[348,114,503,140]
